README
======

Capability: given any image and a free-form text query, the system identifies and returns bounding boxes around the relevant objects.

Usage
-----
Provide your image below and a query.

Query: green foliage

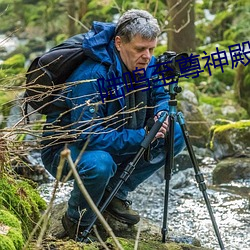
[198,0,250,45]
[1,54,25,69]
[212,67,235,87]
[154,44,167,57]
[0,54,26,88]
[199,94,224,108]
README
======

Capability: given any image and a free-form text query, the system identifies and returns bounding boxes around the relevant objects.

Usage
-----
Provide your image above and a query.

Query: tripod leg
[177,112,225,250]
[81,112,168,241]
[162,114,175,243]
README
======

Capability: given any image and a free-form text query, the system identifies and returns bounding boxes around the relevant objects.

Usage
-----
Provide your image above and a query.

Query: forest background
[0,0,250,125]
[0,1,250,249]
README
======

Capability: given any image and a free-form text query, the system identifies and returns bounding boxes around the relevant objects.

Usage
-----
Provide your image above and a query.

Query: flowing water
[38,156,250,250]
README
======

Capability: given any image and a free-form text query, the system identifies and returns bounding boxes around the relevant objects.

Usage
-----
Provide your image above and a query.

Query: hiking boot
[105,196,140,225]
[61,213,97,243]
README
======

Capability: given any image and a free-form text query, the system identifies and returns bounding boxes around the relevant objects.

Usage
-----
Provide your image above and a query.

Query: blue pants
[41,122,185,226]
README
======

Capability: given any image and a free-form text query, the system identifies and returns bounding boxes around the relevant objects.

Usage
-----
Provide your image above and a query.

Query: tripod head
[156,51,191,98]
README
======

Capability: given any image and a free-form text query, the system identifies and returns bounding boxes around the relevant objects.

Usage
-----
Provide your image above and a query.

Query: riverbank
[38,155,250,250]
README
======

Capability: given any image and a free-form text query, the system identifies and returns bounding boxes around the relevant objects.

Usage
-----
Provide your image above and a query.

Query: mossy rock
[28,237,211,250]
[199,92,249,122]
[43,202,211,250]
[209,120,250,160]
[0,209,24,250]
[0,174,47,239]
[106,237,211,250]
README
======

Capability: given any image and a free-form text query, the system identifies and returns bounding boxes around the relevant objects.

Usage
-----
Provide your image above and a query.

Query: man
[41,9,185,241]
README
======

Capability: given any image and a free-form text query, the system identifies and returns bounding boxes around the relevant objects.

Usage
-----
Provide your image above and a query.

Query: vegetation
[0,0,249,249]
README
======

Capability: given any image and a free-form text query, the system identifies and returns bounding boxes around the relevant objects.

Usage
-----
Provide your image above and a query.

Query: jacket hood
[82,21,116,65]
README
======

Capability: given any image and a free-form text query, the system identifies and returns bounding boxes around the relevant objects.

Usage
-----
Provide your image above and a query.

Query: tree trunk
[78,0,88,20]
[167,0,196,53]
[67,0,76,36]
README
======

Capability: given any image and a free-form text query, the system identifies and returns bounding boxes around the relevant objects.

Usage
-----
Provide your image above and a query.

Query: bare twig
[134,220,142,250]
[22,153,65,249]
[61,148,124,250]
[93,225,110,250]
[68,14,90,31]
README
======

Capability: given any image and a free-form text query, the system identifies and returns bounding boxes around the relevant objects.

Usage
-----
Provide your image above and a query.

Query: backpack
[24,34,87,115]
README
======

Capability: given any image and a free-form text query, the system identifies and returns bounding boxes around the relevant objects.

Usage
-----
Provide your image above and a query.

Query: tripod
[81,110,168,240]
[162,77,225,249]
[82,77,225,249]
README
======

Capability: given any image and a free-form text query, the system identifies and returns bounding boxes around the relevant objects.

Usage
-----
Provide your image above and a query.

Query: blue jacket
[44,21,170,156]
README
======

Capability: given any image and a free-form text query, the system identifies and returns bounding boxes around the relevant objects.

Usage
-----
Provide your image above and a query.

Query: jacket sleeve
[65,60,146,156]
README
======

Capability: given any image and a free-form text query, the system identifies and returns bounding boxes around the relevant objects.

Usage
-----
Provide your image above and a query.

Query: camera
[156,51,190,77]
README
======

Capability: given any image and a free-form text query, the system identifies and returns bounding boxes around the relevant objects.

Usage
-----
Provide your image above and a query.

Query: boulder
[179,100,211,148]
[209,120,250,160]
[175,82,211,148]
[42,201,212,250]
[213,157,250,184]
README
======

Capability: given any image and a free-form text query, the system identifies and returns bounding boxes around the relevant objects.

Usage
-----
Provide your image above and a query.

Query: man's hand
[154,111,169,139]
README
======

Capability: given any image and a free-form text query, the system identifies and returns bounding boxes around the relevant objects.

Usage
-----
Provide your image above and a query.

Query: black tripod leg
[162,114,175,243]
[177,112,225,250]
[81,112,168,241]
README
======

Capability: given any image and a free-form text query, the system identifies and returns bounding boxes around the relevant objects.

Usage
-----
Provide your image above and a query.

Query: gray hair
[115,9,160,43]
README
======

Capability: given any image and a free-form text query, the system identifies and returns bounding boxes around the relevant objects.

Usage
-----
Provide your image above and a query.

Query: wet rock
[213,157,250,184]
[179,100,211,148]
[170,168,194,189]
[45,201,210,250]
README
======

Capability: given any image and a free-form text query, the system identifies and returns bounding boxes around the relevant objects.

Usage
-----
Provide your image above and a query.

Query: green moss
[209,120,250,150]
[0,209,24,249]
[213,120,250,133]
[199,95,224,107]
[0,175,47,239]
[0,235,16,250]
[0,209,21,229]
[0,54,26,86]
[7,228,24,249]
[105,237,207,250]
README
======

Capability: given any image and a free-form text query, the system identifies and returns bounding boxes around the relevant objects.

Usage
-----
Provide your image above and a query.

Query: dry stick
[93,225,110,250]
[22,154,65,249]
[134,216,142,250]
[62,148,124,250]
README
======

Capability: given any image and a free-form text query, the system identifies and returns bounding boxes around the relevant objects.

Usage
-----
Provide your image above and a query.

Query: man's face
[115,35,157,72]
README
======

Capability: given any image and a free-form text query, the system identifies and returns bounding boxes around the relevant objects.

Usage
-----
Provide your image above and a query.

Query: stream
[38,155,250,250]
